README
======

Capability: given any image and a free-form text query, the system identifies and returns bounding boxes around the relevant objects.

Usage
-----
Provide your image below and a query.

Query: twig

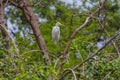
[59,29,120,80]
[73,41,85,76]
[4,0,8,7]
[103,69,115,80]
[69,15,73,38]
[22,50,40,55]
[73,14,89,17]
[8,0,21,8]
[0,24,19,57]
[54,57,60,69]
[64,68,77,80]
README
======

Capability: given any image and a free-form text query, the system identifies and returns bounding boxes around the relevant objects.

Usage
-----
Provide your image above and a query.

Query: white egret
[52,22,64,44]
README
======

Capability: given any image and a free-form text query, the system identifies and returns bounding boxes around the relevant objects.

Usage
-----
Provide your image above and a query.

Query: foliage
[0,0,120,79]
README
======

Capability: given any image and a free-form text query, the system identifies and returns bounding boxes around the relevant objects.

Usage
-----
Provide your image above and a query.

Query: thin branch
[4,0,8,7]
[58,0,108,72]
[73,30,119,69]
[97,19,120,57]
[54,57,60,69]
[0,0,12,58]
[8,0,21,8]
[73,41,85,76]
[59,29,120,80]
[22,50,40,56]
[69,15,73,38]
[73,14,89,17]
[103,69,116,80]
[63,0,107,58]
[0,24,19,57]
[63,68,77,80]
[91,11,120,57]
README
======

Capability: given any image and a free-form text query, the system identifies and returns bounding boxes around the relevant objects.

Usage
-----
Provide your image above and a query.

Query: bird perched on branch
[52,22,64,44]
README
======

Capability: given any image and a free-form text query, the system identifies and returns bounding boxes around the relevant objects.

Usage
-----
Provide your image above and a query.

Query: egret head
[56,22,64,26]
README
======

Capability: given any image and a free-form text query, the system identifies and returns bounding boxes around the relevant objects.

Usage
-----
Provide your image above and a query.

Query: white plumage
[52,22,63,44]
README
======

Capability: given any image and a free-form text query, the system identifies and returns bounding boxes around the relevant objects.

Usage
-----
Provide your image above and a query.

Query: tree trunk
[18,0,51,65]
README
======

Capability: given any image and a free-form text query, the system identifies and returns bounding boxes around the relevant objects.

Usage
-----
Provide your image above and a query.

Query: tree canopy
[0,0,120,80]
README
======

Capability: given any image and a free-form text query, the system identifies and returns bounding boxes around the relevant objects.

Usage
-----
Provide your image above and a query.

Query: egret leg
[58,41,60,51]
[57,40,61,57]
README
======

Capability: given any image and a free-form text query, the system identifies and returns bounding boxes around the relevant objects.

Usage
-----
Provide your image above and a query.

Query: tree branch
[8,0,21,8]
[58,0,108,71]
[63,68,77,80]
[103,69,116,79]
[97,18,120,57]
[17,0,51,65]
[0,24,19,57]
[0,0,12,58]
[63,0,107,58]
[4,0,8,7]
[59,29,120,80]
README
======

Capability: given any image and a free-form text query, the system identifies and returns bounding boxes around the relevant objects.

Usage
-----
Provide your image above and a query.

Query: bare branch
[0,0,12,58]
[97,18,120,57]
[59,29,120,80]
[103,69,116,80]
[62,68,77,80]
[0,24,19,57]
[4,0,8,7]
[58,0,108,71]
[8,0,21,8]
[63,0,107,58]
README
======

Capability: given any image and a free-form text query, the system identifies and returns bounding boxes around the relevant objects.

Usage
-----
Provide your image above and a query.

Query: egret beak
[60,23,64,26]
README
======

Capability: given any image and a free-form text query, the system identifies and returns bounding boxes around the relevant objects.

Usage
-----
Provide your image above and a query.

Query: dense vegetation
[0,0,120,80]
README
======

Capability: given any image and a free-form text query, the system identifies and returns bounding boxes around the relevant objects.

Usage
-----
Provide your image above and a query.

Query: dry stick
[0,24,19,57]
[59,30,120,80]
[98,20,120,57]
